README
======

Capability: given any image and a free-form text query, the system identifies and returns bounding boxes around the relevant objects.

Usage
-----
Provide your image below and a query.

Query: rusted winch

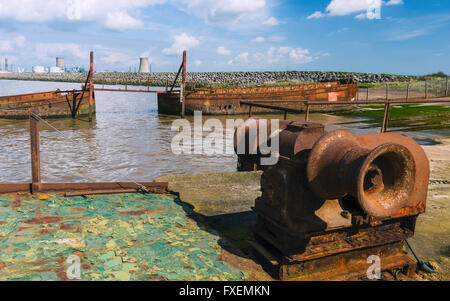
[234,118,429,280]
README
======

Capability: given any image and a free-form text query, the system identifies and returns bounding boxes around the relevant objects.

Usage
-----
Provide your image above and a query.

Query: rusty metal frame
[241,95,450,132]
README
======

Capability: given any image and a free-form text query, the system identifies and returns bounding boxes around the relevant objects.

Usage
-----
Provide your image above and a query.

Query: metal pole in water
[181,50,186,118]
[30,110,41,193]
[89,51,94,122]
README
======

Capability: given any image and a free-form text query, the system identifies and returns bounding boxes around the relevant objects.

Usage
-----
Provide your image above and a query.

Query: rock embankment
[0,71,414,87]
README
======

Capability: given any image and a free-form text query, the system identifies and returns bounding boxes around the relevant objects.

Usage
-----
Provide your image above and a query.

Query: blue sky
[0,0,448,74]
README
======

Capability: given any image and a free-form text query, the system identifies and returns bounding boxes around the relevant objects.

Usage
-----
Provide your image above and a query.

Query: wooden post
[89,51,94,122]
[386,84,389,101]
[284,110,287,120]
[249,105,253,117]
[406,84,410,100]
[305,103,311,121]
[446,76,449,96]
[381,102,391,133]
[30,111,41,193]
[181,50,186,118]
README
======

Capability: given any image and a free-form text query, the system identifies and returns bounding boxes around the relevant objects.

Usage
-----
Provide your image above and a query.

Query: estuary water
[0,79,445,183]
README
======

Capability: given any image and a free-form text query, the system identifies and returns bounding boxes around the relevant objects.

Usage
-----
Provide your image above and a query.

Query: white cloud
[99,51,134,65]
[103,11,144,31]
[251,37,265,43]
[34,42,88,60]
[182,0,278,28]
[307,0,403,19]
[263,17,279,26]
[162,33,200,55]
[386,0,403,5]
[307,11,325,19]
[217,46,232,55]
[194,59,202,66]
[228,52,249,65]
[0,0,166,31]
[267,46,314,64]
[0,35,26,53]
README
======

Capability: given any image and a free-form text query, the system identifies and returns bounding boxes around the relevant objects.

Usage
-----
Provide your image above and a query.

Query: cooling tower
[138,57,150,73]
[56,57,64,69]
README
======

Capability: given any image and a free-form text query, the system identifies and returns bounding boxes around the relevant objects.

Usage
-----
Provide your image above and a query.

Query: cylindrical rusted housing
[307,130,427,218]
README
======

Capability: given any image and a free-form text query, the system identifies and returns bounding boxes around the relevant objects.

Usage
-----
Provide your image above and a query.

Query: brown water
[0,79,445,183]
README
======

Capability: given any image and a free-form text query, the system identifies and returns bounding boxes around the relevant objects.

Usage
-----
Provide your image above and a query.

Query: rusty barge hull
[0,90,94,119]
[158,81,357,115]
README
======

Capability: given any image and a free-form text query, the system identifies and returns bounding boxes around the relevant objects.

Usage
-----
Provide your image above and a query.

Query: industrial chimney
[56,57,65,69]
[138,57,150,73]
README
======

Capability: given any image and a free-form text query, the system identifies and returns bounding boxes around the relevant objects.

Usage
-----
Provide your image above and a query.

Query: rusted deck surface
[0,191,247,281]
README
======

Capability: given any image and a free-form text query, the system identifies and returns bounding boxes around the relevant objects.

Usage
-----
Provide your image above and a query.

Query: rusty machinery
[234,118,429,280]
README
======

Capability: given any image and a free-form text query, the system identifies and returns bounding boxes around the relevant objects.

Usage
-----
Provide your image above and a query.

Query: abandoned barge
[0,88,93,119]
[157,81,357,116]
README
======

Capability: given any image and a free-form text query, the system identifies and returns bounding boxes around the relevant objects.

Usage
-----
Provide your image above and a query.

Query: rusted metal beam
[29,111,41,193]
[181,50,186,118]
[89,51,94,122]
[93,88,165,93]
[240,101,304,114]
[65,189,139,197]
[0,182,169,194]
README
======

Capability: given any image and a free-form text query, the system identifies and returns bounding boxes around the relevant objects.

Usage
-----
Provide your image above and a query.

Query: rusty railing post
[30,110,41,193]
[305,103,311,121]
[446,76,449,96]
[89,51,94,122]
[381,102,391,133]
[181,50,186,118]
[406,83,410,100]
[386,84,389,101]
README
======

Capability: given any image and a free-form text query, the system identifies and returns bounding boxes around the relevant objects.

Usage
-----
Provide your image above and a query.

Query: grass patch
[339,103,450,132]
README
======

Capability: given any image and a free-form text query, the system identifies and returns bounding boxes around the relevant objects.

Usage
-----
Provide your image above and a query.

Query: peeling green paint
[0,192,247,281]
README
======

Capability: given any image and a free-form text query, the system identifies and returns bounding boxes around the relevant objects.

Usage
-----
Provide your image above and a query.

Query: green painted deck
[0,192,247,281]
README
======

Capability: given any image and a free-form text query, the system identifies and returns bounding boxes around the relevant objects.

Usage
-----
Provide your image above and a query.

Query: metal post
[305,103,311,121]
[30,110,41,193]
[89,51,94,122]
[406,84,410,101]
[386,84,389,101]
[381,102,391,133]
[446,76,449,96]
[181,50,186,118]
